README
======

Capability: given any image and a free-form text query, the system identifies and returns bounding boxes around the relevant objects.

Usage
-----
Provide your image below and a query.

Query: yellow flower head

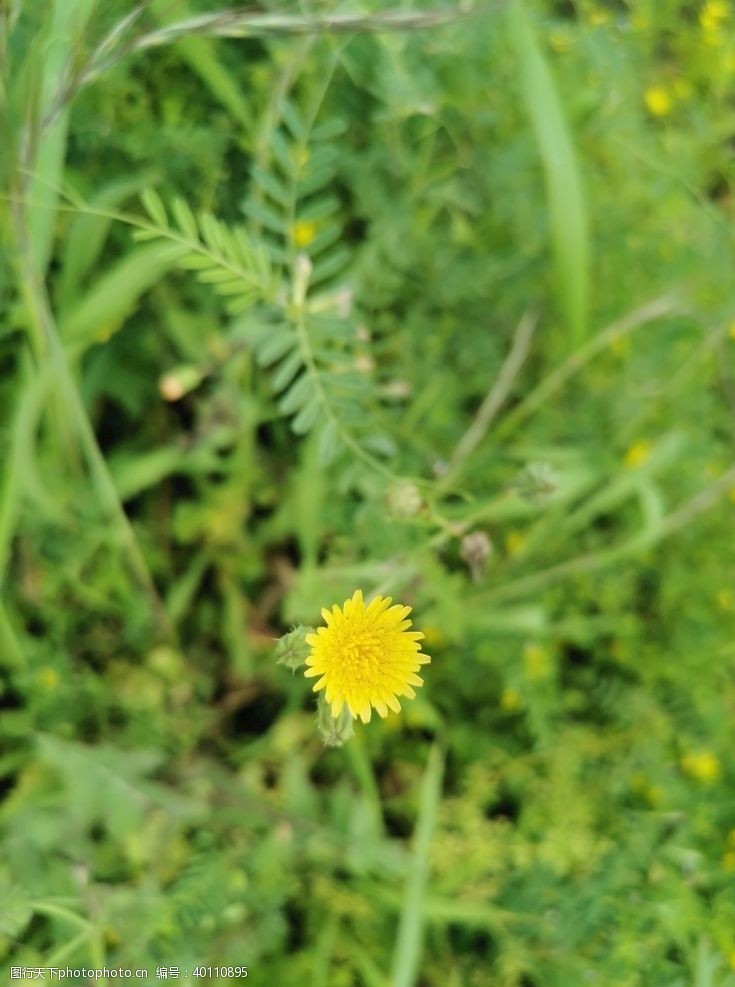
[304,590,430,723]
[681,751,721,783]
[700,0,728,32]
[623,439,651,469]
[292,219,317,248]
[644,85,673,117]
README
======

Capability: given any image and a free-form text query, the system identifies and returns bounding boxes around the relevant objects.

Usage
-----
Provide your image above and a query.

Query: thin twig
[492,295,683,442]
[442,309,538,486]
[475,460,735,605]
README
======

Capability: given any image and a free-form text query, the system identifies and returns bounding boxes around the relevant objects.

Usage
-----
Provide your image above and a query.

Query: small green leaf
[292,396,321,434]
[278,373,314,415]
[271,348,304,392]
[256,329,297,367]
[141,188,168,228]
[172,197,199,239]
[317,419,339,464]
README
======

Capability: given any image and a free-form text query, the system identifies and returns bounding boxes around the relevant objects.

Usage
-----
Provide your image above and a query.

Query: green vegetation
[2,1,735,984]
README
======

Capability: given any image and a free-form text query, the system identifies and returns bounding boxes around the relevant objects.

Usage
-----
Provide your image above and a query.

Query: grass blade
[390,743,444,987]
[508,0,589,344]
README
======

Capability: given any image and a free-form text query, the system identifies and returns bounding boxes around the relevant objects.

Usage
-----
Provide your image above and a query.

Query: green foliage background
[1,1,735,984]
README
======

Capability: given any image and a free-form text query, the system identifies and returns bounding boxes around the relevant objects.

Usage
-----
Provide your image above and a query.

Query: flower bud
[159,365,203,402]
[274,625,313,671]
[460,530,493,582]
[316,693,354,747]
[387,480,423,518]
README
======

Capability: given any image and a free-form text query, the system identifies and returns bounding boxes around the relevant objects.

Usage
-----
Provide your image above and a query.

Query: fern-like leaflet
[133,100,391,472]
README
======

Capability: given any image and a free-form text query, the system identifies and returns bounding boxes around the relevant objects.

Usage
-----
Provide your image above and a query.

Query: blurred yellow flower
[588,8,611,27]
[646,784,663,807]
[37,667,59,691]
[623,440,651,469]
[681,751,721,783]
[728,320,735,341]
[716,589,735,611]
[293,146,310,170]
[505,530,526,556]
[549,29,573,53]
[727,486,735,504]
[501,687,523,711]
[292,219,317,248]
[723,850,735,872]
[305,590,430,722]
[645,86,673,117]
[700,0,729,32]
[523,642,553,682]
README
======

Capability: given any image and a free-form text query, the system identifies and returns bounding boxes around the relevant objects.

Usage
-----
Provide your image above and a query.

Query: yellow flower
[700,0,728,31]
[588,8,611,27]
[37,667,59,691]
[523,642,553,682]
[305,590,430,723]
[681,751,721,783]
[292,219,317,248]
[549,28,573,53]
[504,530,525,556]
[623,440,651,469]
[645,86,673,117]
[501,687,523,711]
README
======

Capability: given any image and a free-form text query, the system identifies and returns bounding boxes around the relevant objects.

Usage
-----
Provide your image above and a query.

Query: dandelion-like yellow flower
[644,85,673,117]
[292,219,317,248]
[304,590,430,723]
[681,751,721,783]
[623,439,651,469]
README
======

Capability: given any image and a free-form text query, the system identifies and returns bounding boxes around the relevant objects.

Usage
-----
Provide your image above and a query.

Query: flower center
[342,633,382,679]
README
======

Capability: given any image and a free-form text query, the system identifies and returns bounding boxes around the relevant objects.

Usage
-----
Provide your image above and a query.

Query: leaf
[199,212,226,252]
[311,247,351,284]
[172,196,199,239]
[141,188,168,228]
[508,0,589,344]
[36,735,200,839]
[59,172,155,305]
[390,745,444,987]
[281,99,307,143]
[242,199,286,235]
[60,243,180,349]
[297,195,340,223]
[0,881,33,938]
[278,372,314,415]
[256,328,297,367]
[26,0,99,274]
[291,396,322,434]
[271,348,304,392]
[317,418,339,464]
[250,165,290,207]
